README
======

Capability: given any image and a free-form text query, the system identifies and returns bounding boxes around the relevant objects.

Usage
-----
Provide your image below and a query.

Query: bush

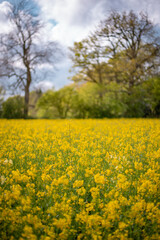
[2,95,24,119]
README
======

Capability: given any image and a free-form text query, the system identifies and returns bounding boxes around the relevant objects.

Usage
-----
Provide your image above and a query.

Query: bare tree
[0,0,60,118]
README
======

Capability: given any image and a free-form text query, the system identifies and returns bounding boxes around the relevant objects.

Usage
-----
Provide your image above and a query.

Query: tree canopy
[69,11,160,94]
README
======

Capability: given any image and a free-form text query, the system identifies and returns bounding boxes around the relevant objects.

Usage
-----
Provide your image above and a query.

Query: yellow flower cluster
[0,119,160,239]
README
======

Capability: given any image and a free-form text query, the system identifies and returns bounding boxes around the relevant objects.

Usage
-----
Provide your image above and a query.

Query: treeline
[0,76,160,119]
[0,9,160,119]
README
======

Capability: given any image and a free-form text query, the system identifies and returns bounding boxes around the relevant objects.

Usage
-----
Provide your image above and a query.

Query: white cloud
[34,80,54,92]
[36,63,54,70]
[0,1,13,33]
[35,0,107,46]
[35,0,160,47]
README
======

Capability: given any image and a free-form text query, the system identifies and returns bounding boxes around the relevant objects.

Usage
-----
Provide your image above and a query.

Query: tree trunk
[24,85,29,118]
[24,67,31,118]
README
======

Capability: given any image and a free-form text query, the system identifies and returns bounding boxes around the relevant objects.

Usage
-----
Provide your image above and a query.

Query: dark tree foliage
[2,95,24,119]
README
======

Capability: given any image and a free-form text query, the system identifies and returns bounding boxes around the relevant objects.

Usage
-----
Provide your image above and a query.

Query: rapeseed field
[0,119,160,240]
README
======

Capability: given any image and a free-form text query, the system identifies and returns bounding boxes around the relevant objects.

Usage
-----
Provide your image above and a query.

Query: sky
[0,0,160,93]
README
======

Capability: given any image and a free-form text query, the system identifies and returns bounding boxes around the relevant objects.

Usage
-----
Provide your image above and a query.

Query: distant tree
[75,82,125,118]
[143,76,160,117]
[0,0,60,118]
[28,89,43,118]
[70,11,160,95]
[69,36,107,85]
[37,86,77,119]
[0,85,5,117]
[37,82,126,119]
[69,35,108,102]
[2,95,24,119]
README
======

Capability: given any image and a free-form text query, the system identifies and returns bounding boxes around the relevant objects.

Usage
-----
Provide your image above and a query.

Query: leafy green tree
[69,35,109,103]
[0,85,5,117]
[28,89,43,118]
[119,76,160,118]
[37,86,77,119]
[2,95,24,119]
[77,82,126,118]
[143,76,160,117]
[121,86,149,117]
[37,82,126,119]
[69,36,107,85]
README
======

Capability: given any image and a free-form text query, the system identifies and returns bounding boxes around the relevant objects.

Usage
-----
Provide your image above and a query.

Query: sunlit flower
[1,175,6,185]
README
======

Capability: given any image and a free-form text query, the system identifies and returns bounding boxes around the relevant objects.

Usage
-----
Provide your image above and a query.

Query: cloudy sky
[0,0,160,92]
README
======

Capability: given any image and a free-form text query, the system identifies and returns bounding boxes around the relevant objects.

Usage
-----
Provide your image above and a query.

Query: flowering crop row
[0,119,160,239]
